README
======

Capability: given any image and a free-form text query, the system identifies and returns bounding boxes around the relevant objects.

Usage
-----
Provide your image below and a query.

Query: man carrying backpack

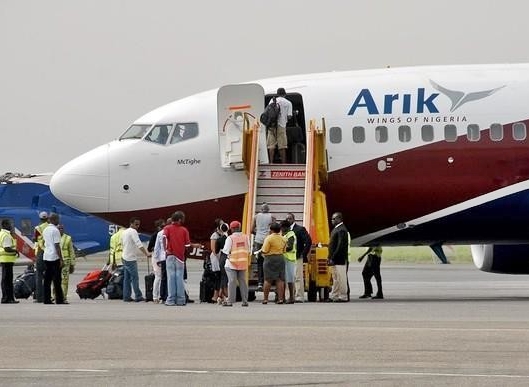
[265,87,292,164]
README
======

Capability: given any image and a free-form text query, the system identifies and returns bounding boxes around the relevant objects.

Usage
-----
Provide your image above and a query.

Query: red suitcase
[76,265,112,299]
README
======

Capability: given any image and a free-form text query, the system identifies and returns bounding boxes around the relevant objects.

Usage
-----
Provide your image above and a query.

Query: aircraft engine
[471,244,529,274]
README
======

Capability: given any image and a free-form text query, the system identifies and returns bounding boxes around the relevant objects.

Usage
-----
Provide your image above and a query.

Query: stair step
[256,194,304,204]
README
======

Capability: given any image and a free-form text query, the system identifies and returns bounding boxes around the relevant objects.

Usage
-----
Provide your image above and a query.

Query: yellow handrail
[242,121,260,236]
[303,121,315,231]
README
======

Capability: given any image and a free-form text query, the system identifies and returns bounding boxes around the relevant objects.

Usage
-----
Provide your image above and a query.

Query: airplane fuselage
[50,64,529,255]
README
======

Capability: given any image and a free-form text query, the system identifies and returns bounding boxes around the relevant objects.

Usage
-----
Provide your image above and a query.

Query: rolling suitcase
[144,272,155,302]
[76,264,112,299]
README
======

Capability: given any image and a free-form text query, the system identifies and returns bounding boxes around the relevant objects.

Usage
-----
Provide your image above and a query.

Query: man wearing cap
[221,220,250,307]
[266,87,292,164]
[33,211,49,303]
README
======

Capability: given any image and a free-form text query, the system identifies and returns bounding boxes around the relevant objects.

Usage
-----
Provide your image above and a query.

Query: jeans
[225,267,248,304]
[123,260,143,300]
[166,255,185,305]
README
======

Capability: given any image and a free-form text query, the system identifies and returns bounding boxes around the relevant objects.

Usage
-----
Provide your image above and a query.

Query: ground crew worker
[58,224,75,303]
[33,211,49,303]
[108,226,125,269]
[221,220,250,307]
[358,246,383,299]
[0,219,19,304]
[281,220,297,304]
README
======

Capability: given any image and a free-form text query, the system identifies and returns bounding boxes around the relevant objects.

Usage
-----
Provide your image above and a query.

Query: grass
[350,245,473,264]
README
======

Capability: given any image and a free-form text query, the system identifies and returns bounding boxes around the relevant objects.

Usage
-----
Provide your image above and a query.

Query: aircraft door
[217,84,266,168]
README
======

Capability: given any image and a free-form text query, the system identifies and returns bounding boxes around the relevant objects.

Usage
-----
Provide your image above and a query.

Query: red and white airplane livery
[51,64,529,274]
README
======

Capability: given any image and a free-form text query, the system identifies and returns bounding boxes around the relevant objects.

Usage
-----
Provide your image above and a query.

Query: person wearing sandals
[259,222,286,304]
[281,220,297,304]
[221,220,250,307]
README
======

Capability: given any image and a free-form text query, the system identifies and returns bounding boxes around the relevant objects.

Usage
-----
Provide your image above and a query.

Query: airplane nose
[50,144,109,213]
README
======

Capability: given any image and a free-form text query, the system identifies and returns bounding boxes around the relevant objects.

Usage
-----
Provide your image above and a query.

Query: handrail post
[243,121,260,235]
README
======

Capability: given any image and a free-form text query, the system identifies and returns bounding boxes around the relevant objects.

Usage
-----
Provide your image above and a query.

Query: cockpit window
[120,124,151,140]
[145,124,172,145]
[170,123,199,144]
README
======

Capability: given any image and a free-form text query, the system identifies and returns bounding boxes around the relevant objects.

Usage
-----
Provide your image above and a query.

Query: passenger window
[329,127,342,144]
[119,124,151,140]
[145,124,171,145]
[398,125,411,143]
[352,126,365,143]
[513,122,527,141]
[375,126,388,143]
[444,125,457,142]
[467,124,480,142]
[421,125,434,142]
[170,123,199,144]
[490,123,503,141]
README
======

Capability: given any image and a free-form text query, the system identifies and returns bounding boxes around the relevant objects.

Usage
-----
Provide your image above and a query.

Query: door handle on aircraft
[119,163,130,167]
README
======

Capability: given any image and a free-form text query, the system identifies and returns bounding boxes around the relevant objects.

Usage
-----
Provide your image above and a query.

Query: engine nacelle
[471,244,529,274]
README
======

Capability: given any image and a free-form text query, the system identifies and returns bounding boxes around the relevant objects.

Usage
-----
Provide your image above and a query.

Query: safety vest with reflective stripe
[34,222,49,254]
[228,233,249,270]
[60,233,75,261]
[283,230,297,262]
[0,229,17,263]
[109,228,124,265]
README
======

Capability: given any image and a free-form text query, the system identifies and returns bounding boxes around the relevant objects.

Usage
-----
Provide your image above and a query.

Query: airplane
[50,63,529,276]
[0,172,126,262]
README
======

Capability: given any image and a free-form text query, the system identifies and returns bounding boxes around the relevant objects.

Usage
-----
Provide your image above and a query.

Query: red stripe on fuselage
[326,120,529,238]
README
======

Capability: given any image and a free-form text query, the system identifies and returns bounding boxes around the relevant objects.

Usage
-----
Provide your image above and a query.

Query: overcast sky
[2,0,529,173]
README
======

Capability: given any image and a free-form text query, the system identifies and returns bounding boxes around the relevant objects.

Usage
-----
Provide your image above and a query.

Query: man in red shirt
[163,211,200,306]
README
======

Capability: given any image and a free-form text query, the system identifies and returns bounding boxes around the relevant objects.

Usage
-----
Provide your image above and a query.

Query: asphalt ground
[1,256,529,386]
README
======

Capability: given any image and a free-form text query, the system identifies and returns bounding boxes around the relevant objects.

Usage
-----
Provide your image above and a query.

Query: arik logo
[348,80,505,116]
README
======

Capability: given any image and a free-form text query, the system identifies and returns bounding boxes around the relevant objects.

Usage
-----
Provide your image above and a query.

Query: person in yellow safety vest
[281,220,297,304]
[0,219,19,304]
[221,220,250,307]
[108,227,125,269]
[57,224,76,303]
[33,211,49,303]
[358,246,383,299]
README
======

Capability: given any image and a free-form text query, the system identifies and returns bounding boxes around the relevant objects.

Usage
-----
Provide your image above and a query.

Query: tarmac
[2,256,529,386]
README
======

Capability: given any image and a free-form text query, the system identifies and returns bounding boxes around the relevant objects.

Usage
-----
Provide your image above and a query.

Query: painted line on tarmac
[162,369,529,379]
[0,369,108,373]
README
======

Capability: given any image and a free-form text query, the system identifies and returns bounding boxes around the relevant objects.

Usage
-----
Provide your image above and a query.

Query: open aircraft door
[217,84,268,169]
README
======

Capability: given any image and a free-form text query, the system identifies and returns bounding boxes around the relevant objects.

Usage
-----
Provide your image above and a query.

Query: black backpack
[260,97,281,128]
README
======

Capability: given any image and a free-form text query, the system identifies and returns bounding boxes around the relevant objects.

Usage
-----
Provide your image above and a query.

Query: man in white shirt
[42,213,66,304]
[266,87,292,164]
[121,217,151,302]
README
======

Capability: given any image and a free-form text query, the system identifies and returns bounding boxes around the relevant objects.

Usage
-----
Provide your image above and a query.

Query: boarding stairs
[256,164,306,224]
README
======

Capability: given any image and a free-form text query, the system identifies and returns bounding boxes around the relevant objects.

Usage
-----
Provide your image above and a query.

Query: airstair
[242,119,332,302]
[216,84,332,301]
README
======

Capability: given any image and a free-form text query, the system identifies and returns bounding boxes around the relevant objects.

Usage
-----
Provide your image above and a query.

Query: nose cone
[51,144,109,213]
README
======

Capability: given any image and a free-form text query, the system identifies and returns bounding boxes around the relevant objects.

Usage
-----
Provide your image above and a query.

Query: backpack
[260,97,281,128]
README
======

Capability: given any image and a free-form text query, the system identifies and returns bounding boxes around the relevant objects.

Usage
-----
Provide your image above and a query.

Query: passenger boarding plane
[51,64,529,275]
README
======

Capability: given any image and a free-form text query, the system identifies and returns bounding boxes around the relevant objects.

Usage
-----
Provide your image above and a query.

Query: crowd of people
[0,207,384,304]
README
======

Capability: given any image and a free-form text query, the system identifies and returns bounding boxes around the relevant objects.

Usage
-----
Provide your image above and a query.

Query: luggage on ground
[14,267,35,299]
[105,266,124,299]
[199,258,216,303]
[144,272,155,302]
[76,265,112,299]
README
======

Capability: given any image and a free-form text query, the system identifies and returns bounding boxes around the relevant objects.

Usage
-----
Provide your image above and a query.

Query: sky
[2,0,529,173]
